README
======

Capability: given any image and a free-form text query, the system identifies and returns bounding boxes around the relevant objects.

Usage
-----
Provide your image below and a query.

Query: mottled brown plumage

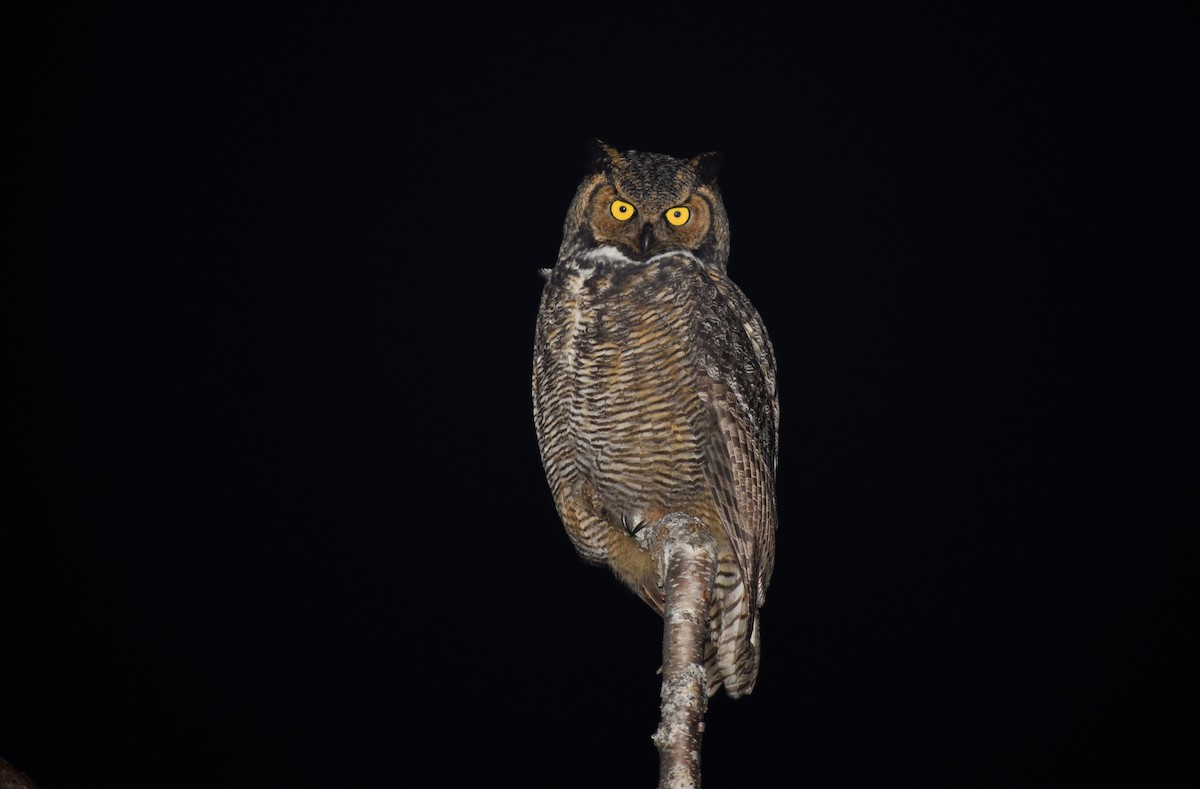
[532,141,779,697]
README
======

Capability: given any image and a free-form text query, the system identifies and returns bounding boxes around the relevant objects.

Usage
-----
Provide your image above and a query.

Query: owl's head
[559,140,731,271]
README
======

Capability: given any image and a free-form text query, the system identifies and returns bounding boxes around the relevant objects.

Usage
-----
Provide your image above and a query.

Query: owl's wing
[695,272,779,615]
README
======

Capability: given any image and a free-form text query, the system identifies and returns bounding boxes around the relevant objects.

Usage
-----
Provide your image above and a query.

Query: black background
[9,6,1191,788]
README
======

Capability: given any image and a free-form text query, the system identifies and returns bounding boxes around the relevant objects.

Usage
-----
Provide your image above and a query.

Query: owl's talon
[621,514,647,536]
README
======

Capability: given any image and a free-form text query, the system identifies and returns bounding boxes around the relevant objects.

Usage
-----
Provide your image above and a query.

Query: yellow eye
[665,206,690,226]
[610,199,635,221]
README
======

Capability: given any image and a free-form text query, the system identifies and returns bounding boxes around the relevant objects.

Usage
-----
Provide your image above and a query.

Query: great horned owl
[532,141,779,697]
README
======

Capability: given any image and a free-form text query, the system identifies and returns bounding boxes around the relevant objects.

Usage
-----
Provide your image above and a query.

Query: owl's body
[533,143,778,698]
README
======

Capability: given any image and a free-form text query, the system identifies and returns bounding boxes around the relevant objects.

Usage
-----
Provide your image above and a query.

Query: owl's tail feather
[707,549,760,698]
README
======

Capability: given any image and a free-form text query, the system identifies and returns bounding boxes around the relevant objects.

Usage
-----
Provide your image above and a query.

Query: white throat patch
[579,245,701,267]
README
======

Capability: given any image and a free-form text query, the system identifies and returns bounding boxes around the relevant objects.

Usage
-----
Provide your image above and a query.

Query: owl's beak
[638,223,656,257]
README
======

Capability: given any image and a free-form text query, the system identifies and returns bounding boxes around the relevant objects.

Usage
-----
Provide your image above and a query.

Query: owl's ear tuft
[691,151,724,185]
[587,139,623,174]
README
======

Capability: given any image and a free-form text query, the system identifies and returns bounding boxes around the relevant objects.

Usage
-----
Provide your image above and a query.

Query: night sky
[9,6,1189,788]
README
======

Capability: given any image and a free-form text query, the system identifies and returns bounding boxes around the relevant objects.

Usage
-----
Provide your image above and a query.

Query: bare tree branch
[649,512,717,789]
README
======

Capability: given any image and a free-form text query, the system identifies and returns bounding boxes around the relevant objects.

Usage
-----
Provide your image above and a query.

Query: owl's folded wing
[696,273,779,616]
